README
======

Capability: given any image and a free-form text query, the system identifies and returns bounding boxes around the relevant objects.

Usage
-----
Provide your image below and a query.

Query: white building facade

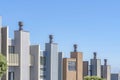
[0,17,40,80]
[90,52,101,77]
[40,35,63,80]
[101,59,111,80]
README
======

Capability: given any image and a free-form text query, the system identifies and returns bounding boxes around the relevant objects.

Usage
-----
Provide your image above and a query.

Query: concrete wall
[63,58,67,80]
[45,43,58,80]
[58,52,63,80]
[90,59,101,77]
[83,61,89,77]
[14,31,21,80]
[14,30,30,80]
[1,27,8,56]
[1,27,9,80]
[30,45,40,80]
[101,65,111,80]
[107,66,111,80]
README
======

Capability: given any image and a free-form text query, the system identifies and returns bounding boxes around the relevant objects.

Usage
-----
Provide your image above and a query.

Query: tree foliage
[0,53,7,77]
[84,76,104,80]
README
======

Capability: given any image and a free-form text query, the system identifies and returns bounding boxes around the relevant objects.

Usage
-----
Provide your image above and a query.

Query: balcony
[8,53,33,66]
[8,53,19,66]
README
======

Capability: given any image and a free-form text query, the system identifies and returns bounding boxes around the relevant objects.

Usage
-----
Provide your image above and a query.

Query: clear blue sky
[0,0,120,73]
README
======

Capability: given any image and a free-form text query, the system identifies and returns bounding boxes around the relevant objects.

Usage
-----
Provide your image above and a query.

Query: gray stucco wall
[30,45,40,80]
[45,43,58,80]
[101,65,111,80]
[1,27,8,56]
[14,31,20,80]
[58,52,63,80]
[90,59,101,77]
[1,27,8,80]
[14,31,30,80]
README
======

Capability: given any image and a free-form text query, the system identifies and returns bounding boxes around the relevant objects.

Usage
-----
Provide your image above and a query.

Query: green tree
[84,76,104,80]
[0,53,7,77]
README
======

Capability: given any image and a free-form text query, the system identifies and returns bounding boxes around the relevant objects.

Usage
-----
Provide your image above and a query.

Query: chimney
[49,35,53,44]
[104,59,107,66]
[74,44,77,52]
[93,52,97,59]
[18,21,23,31]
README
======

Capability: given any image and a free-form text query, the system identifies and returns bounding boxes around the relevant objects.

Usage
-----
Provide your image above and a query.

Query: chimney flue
[74,44,77,52]
[18,21,23,31]
[104,59,107,66]
[49,35,53,44]
[93,52,97,59]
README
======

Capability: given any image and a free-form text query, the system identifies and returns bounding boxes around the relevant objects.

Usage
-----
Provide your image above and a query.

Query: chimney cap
[18,21,23,31]
[49,35,53,43]
[104,59,107,65]
[74,44,77,52]
[93,52,97,59]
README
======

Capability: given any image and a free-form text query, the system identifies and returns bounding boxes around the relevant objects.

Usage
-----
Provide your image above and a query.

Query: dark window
[68,61,76,71]
[40,57,46,65]
[9,46,15,53]
[8,72,14,80]
[40,68,46,71]
[40,75,46,79]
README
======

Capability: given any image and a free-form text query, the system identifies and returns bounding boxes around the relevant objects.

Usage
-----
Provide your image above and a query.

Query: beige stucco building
[63,44,83,80]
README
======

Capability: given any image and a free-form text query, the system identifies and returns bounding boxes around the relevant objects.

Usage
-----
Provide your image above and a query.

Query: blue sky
[0,0,120,73]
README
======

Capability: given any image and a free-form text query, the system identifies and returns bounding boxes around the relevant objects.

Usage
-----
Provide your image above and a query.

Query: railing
[8,53,19,66]
[8,53,33,66]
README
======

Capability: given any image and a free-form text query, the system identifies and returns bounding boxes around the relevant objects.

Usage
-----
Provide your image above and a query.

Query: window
[40,75,46,79]
[40,68,46,71]
[8,72,14,80]
[40,57,46,65]
[68,61,76,71]
[40,68,46,75]
[9,46,15,53]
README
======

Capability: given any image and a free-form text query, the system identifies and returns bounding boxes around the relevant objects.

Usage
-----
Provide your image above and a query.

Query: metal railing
[8,53,19,66]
